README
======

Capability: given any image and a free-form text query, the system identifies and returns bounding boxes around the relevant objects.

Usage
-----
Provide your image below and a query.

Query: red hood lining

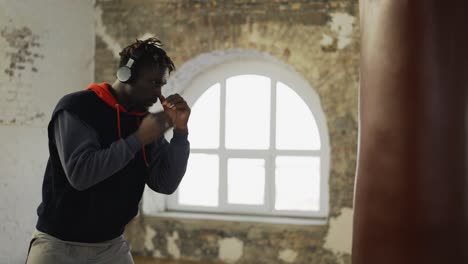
[86,83,147,116]
[85,82,149,167]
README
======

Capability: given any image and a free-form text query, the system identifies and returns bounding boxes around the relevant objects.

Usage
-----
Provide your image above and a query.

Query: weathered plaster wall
[94,1,359,263]
[0,0,95,263]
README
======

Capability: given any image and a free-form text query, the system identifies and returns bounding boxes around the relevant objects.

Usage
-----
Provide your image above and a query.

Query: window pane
[276,82,321,150]
[188,83,220,149]
[225,75,270,149]
[179,154,219,206]
[275,156,320,211]
[227,158,265,205]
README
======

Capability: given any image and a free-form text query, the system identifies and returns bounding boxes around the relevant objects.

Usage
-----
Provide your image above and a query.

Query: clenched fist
[134,111,173,145]
[159,94,191,132]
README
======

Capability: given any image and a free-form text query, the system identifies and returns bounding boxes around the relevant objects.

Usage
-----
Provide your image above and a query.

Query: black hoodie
[35,83,189,242]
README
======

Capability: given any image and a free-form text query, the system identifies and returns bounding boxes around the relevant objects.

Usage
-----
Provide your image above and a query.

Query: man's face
[128,65,168,111]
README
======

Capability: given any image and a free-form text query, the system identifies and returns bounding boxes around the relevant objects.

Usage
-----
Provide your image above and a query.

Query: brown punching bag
[353,1,468,263]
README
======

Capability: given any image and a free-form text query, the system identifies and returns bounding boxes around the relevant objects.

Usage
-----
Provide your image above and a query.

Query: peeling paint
[320,34,334,47]
[329,13,355,49]
[144,225,156,251]
[278,249,298,263]
[94,5,122,59]
[166,231,181,259]
[218,237,243,263]
[324,207,353,255]
[1,26,43,79]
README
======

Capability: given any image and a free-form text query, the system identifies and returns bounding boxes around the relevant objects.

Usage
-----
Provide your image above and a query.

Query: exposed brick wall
[95,1,359,263]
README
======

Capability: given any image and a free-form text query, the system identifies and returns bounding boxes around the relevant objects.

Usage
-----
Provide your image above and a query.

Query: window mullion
[267,79,277,213]
[219,79,227,210]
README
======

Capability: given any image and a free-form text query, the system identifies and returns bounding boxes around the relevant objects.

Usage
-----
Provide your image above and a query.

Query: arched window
[144,52,330,224]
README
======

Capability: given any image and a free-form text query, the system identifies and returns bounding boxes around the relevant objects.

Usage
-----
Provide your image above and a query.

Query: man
[26,37,190,263]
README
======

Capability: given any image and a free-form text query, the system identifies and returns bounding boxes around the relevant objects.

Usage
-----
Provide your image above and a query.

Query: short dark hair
[118,37,175,80]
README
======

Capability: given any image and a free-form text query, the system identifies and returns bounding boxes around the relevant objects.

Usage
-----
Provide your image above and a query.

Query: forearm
[55,111,141,191]
[146,130,190,194]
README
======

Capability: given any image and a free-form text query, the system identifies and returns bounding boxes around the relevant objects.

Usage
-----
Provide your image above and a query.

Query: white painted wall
[0,0,95,263]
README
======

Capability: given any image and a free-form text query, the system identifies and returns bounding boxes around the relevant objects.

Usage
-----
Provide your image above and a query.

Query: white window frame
[143,56,330,225]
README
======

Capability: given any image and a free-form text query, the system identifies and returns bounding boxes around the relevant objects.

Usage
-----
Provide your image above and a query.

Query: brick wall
[95,1,359,263]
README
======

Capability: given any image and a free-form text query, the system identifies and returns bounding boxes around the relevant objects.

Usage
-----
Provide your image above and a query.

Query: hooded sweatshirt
[36,83,189,243]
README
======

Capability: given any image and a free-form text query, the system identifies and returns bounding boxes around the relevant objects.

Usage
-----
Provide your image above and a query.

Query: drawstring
[115,104,149,167]
[136,117,149,168]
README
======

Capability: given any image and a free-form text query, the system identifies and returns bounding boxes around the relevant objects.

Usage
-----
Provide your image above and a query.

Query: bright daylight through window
[168,73,328,220]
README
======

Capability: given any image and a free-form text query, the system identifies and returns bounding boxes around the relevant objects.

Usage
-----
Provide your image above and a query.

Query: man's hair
[118,37,175,80]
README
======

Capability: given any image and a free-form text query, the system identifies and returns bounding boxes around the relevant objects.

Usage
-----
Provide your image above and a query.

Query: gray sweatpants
[25,229,134,264]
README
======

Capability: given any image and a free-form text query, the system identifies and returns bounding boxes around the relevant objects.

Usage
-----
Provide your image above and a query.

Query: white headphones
[116,47,144,83]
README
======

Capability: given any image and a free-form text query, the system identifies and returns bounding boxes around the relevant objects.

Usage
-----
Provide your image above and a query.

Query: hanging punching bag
[352,1,468,263]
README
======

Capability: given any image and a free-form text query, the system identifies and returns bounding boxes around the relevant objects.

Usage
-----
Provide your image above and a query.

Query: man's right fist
[134,111,173,145]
